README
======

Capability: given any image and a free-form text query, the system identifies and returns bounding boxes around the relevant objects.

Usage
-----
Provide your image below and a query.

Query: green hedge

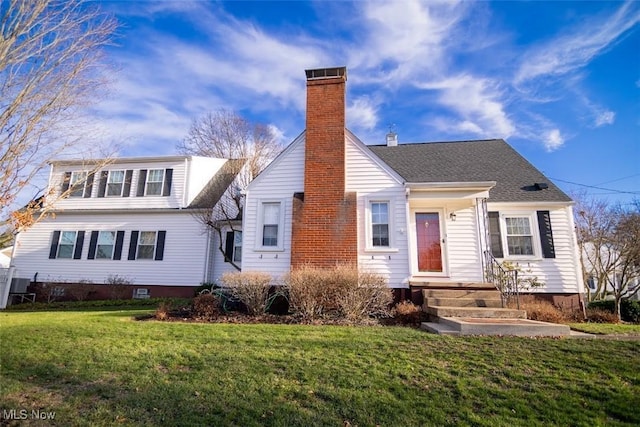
[588,299,640,323]
[3,298,192,311]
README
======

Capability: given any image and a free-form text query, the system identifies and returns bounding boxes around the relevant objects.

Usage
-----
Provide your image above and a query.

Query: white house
[241,67,585,305]
[11,155,244,299]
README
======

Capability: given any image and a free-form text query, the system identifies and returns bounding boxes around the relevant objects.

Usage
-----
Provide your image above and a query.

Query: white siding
[487,203,582,294]
[444,206,484,282]
[242,135,305,277]
[209,226,242,283]
[346,136,410,288]
[12,212,209,286]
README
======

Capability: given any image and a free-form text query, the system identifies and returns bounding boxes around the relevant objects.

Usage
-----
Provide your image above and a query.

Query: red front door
[415,212,443,273]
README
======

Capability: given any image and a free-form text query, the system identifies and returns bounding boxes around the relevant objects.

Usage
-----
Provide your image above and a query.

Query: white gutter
[405,181,496,191]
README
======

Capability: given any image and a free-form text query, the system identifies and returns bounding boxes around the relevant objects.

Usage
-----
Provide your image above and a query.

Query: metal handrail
[484,251,519,309]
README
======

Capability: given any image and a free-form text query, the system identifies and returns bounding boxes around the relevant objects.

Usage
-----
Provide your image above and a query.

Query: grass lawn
[1,310,639,426]
[569,323,640,335]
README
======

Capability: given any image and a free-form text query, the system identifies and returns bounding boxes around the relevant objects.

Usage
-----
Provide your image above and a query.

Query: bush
[588,300,640,323]
[285,264,392,322]
[586,308,620,324]
[394,300,424,325]
[519,299,568,324]
[155,300,172,320]
[66,283,94,301]
[105,274,133,300]
[195,283,218,296]
[192,293,220,319]
[220,272,273,315]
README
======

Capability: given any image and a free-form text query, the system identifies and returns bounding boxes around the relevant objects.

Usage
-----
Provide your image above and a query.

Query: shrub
[192,293,220,319]
[220,272,273,315]
[588,300,640,323]
[155,300,172,321]
[519,299,567,324]
[105,274,133,300]
[394,300,424,325]
[66,283,94,301]
[285,264,392,322]
[195,283,218,296]
[586,308,620,324]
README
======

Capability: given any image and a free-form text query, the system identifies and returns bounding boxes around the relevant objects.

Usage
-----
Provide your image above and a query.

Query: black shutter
[97,171,108,198]
[488,212,504,258]
[137,169,147,197]
[123,169,133,197]
[73,231,85,259]
[128,231,139,260]
[114,231,125,260]
[224,231,234,262]
[162,169,173,196]
[155,231,166,260]
[88,231,99,260]
[61,172,71,193]
[84,172,95,198]
[537,210,556,258]
[49,231,60,259]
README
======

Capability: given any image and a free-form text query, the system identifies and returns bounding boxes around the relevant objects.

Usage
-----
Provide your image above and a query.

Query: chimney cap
[305,67,347,81]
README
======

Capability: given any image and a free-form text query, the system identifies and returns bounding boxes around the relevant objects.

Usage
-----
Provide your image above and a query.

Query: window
[488,211,556,259]
[233,231,242,262]
[504,216,534,256]
[145,169,164,196]
[69,171,87,197]
[137,231,157,259]
[371,202,390,247]
[106,170,125,196]
[57,231,77,258]
[96,231,115,259]
[128,230,166,261]
[262,203,280,247]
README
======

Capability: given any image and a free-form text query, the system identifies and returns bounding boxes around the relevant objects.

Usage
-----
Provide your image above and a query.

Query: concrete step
[422,317,571,337]
[423,289,500,299]
[409,280,494,289]
[425,297,503,308]
[426,305,526,319]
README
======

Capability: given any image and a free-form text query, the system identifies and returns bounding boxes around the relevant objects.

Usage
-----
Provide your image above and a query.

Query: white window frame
[57,231,77,259]
[499,212,540,259]
[69,171,87,197]
[365,198,397,252]
[233,231,242,263]
[106,170,125,197]
[256,200,285,251]
[96,231,116,260]
[137,231,158,260]
[145,169,164,196]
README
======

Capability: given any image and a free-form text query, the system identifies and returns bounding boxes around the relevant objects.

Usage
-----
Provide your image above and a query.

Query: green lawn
[569,322,640,335]
[1,310,639,426]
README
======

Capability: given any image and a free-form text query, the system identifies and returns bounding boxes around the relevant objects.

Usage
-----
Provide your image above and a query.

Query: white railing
[0,267,16,309]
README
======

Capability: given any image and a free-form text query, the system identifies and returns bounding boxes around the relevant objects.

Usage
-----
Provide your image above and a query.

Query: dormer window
[145,169,164,196]
[69,172,87,197]
[106,170,125,196]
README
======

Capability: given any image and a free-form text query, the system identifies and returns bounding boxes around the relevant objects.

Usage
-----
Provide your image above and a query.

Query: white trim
[105,170,125,197]
[255,199,286,252]
[144,168,165,196]
[136,231,158,260]
[406,181,496,191]
[498,211,541,261]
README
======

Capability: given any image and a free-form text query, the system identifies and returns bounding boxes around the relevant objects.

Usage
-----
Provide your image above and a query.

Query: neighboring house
[581,242,640,301]
[11,156,244,299]
[242,67,585,305]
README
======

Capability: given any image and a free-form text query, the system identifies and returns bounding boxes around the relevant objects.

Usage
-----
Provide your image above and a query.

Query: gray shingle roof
[368,139,571,203]
[187,159,246,209]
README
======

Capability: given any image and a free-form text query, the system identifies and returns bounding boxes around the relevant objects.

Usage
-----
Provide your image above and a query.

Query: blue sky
[93,0,639,204]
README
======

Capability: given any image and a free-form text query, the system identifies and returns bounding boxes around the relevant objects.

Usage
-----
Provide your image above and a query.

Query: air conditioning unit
[133,288,150,299]
[10,278,30,294]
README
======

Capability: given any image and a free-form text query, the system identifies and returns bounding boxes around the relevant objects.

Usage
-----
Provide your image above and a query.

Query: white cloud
[543,129,565,151]
[594,110,616,127]
[419,74,515,138]
[347,97,379,130]
[515,2,640,85]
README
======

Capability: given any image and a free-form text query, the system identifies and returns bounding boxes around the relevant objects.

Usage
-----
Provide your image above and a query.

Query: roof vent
[386,132,398,147]
[305,67,347,80]
[534,182,549,190]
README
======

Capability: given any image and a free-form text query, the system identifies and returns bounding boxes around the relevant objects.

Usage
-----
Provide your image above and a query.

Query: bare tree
[1,0,117,227]
[576,196,640,320]
[178,109,283,270]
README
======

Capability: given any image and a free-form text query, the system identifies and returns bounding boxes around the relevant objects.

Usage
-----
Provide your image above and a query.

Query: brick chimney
[290,67,358,269]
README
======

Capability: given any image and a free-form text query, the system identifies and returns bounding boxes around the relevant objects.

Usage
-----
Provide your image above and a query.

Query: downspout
[182,157,189,207]
[202,227,211,284]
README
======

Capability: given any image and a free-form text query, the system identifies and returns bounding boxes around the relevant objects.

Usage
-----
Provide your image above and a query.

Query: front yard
[1,309,639,426]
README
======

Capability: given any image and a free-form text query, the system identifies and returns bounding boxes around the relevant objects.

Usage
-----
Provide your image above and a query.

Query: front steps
[420,287,571,337]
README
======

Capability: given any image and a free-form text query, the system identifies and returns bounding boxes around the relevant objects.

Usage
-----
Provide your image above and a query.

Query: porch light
[449,212,457,221]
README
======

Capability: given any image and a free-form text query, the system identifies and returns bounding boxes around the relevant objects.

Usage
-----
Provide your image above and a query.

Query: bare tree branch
[1,0,117,223]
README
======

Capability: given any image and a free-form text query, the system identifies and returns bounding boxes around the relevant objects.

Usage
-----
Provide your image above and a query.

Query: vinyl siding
[12,212,209,286]
[487,203,582,294]
[346,136,410,288]
[241,134,305,277]
[444,206,484,282]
